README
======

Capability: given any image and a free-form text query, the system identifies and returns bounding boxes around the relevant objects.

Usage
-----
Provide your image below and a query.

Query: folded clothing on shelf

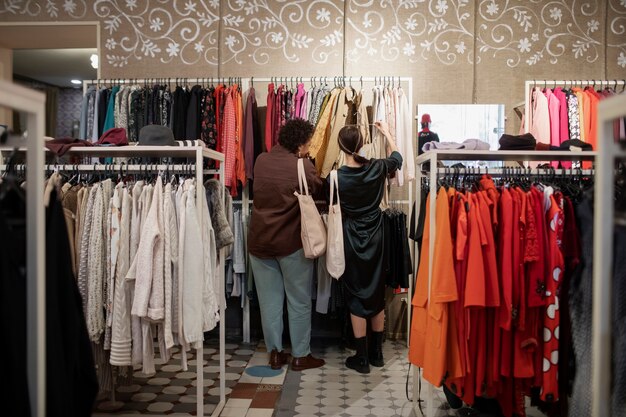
[422,138,490,152]
[498,133,536,150]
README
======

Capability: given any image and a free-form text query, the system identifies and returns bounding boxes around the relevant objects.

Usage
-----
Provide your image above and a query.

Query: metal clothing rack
[239,76,415,344]
[592,93,626,417]
[82,77,244,94]
[523,79,626,136]
[0,144,228,417]
[412,149,597,417]
[80,75,416,346]
[0,80,46,417]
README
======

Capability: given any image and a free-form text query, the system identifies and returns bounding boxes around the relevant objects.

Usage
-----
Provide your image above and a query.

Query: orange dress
[409,188,463,386]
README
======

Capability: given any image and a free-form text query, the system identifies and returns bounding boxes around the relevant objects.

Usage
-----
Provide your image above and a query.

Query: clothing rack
[82,77,244,93]
[412,149,597,417]
[0,144,227,417]
[0,80,46,417]
[523,79,626,135]
[592,93,626,417]
[238,75,414,343]
[81,75,415,346]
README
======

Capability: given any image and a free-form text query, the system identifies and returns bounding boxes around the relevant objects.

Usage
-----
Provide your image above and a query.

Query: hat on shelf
[421,113,431,124]
[97,127,128,146]
[138,125,179,146]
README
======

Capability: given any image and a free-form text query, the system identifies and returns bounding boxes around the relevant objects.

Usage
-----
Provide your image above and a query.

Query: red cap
[98,127,128,146]
[421,113,431,123]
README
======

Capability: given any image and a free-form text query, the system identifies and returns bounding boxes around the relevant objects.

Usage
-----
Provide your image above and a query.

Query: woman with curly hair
[248,118,326,372]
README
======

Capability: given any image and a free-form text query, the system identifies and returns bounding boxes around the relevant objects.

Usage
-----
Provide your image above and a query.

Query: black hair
[338,125,371,165]
[278,118,315,153]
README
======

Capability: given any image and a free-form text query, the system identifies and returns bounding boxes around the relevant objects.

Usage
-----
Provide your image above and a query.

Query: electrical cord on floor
[406,363,425,416]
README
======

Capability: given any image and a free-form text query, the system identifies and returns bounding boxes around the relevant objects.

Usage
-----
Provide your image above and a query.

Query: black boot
[369,331,384,367]
[345,336,370,374]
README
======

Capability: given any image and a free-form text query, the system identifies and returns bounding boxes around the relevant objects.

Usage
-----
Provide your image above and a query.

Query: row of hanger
[88,76,405,90]
[532,79,626,92]
[262,75,404,89]
[88,77,244,88]
[428,165,594,196]
[1,161,202,185]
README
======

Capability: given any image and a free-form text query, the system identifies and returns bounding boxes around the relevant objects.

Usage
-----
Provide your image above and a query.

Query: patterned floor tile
[94,339,255,415]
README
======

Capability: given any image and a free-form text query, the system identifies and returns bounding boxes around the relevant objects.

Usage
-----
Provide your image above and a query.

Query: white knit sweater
[162,183,178,350]
[131,179,164,321]
[182,182,205,348]
[87,184,105,342]
[110,187,133,366]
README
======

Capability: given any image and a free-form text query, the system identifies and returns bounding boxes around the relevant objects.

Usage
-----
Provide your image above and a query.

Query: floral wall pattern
[1,0,624,73]
[0,0,624,133]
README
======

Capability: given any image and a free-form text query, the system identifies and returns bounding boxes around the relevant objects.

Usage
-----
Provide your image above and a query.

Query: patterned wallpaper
[1,0,624,73]
[56,87,82,137]
[1,0,625,132]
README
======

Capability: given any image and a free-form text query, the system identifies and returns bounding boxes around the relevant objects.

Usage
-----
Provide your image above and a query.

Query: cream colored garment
[87,184,105,342]
[531,87,550,144]
[110,187,133,366]
[130,178,164,321]
[397,87,415,185]
[162,182,178,351]
[176,182,190,370]
[182,181,205,348]
[129,181,145,366]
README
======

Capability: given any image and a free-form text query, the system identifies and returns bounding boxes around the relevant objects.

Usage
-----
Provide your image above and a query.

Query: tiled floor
[93,341,256,416]
[92,338,548,417]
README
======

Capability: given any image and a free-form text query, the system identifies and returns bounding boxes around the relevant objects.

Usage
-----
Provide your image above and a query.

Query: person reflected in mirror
[333,121,402,374]
[418,113,440,155]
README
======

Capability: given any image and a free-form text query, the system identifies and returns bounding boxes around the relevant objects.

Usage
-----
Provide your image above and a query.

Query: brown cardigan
[248,144,323,258]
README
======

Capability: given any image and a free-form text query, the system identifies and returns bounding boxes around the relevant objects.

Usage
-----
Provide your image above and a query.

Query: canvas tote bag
[326,170,345,278]
[295,158,327,259]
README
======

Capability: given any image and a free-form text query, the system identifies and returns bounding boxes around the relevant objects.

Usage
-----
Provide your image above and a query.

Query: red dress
[541,192,564,402]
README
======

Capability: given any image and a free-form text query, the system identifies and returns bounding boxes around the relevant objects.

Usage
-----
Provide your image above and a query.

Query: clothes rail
[238,75,414,344]
[420,166,595,176]
[523,79,626,137]
[592,93,626,417]
[0,80,46,417]
[82,77,243,87]
[0,144,228,417]
[0,163,220,176]
[412,149,597,417]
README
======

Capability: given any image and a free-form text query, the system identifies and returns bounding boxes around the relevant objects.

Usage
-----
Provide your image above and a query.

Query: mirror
[416,103,505,167]
[416,104,505,150]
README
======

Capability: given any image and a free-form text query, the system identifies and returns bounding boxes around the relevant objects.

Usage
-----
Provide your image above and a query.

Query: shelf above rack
[415,150,597,165]
[0,145,224,162]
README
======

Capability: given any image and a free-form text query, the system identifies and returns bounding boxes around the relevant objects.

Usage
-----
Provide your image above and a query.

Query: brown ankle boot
[291,354,325,371]
[269,349,290,370]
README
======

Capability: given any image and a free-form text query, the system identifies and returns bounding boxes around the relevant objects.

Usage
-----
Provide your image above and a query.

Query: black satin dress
[335,151,402,318]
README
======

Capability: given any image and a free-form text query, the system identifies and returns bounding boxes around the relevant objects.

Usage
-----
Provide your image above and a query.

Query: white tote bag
[326,170,345,278]
[295,158,327,259]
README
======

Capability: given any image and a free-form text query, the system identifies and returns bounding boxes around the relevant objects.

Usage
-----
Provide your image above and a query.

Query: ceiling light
[71,79,82,85]
[90,53,98,69]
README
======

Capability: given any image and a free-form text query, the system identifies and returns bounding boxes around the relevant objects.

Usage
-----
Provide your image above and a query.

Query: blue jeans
[250,248,313,358]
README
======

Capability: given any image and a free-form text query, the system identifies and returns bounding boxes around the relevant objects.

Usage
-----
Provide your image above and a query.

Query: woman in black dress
[335,122,402,374]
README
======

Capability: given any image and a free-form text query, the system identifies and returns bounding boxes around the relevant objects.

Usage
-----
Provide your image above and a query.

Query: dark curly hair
[278,118,315,153]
